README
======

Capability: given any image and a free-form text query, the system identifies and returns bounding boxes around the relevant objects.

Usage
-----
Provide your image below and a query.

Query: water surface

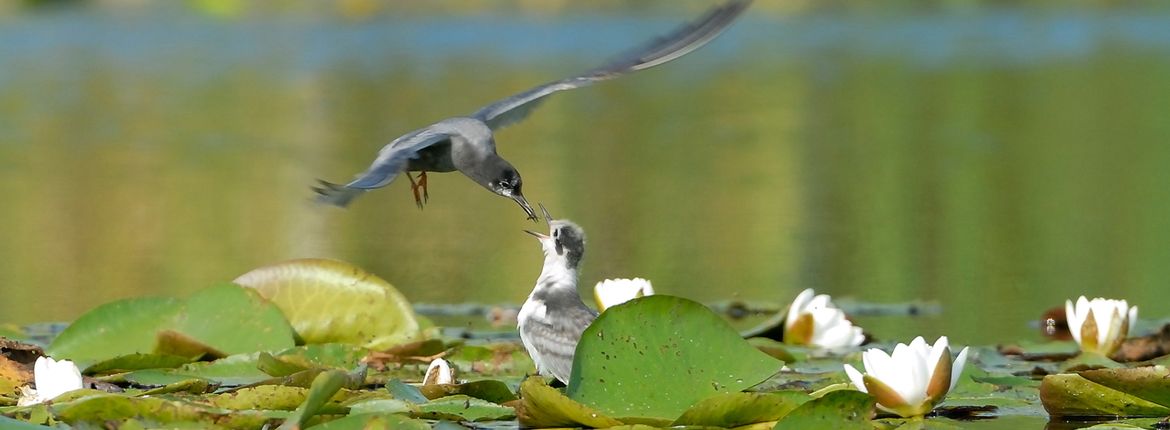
[1,2,1169,347]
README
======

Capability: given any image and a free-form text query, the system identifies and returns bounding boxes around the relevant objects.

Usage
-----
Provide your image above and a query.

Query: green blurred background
[1,0,1169,346]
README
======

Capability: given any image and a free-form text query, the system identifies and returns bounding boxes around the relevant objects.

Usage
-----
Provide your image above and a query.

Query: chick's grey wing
[523,306,598,382]
[471,0,751,130]
[314,128,452,207]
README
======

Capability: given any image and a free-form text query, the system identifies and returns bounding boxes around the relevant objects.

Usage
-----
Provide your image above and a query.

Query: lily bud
[1064,296,1137,356]
[423,358,455,385]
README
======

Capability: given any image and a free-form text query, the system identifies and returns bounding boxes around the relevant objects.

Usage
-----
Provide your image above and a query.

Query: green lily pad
[772,390,875,429]
[419,379,518,404]
[1040,373,1170,417]
[386,379,429,404]
[154,329,227,360]
[120,352,270,387]
[278,369,349,430]
[232,258,421,350]
[53,394,276,428]
[308,413,431,430]
[47,285,296,368]
[416,395,516,421]
[276,344,369,370]
[517,377,623,429]
[672,391,811,427]
[175,284,298,355]
[259,352,310,377]
[567,296,784,419]
[138,379,214,396]
[46,297,184,367]
[1079,366,1170,408]
[446,343,532,376]
[344,398,415,415]
[85,353,196,375]
[205,385,310,410]
[0,415,56,429]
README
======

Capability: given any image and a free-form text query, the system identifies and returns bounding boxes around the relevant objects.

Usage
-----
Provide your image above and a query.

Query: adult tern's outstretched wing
[472,0,751,130]
[314,128,453,207]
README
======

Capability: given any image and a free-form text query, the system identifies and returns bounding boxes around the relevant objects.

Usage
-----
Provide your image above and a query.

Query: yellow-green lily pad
[416,394,516,421]
[278,369,349,430]
[419,379,517,404]
[308,413,430,430]
[672,391,811,427]
[1040,373,1170,417]
[138,379,214,396]
[233,258,421,350]
[1079,366,1170,408]
[773,390,875,429]
[517,377,623,428]
[53,394,277,428]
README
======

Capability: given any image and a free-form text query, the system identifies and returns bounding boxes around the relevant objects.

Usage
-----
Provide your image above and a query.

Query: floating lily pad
[205,385,311,410]
[419,379,517,404]
[47,285,296,368]
[446,343,532,376]
[386,379,428,404]
[138,378,214,396]
[233,258,421,350]
[672,391,811,427]
[0,415,56,429]
[1079,366,1170,408]
[278,369,348,430]
[259,352,309,377]
[154,329,227,360]
[773,390,875,429]
[174,284,298,355]
[276,344,369,370]
[567,296,784,419]
[517,377,623,428]
[46,297,184,367]
[121,352,271,387]
[308,413,431,430]
[85,353,196,375]
[53,394,276,428]
[1040,373,1170,417]
[344,398,415,415]
[416,395,516,421]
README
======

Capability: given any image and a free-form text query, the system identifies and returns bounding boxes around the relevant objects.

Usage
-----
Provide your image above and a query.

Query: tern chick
[517,205,598,384]
[314,0,752,221]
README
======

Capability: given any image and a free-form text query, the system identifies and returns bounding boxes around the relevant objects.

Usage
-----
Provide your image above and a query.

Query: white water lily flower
[422,358,455,385]
[783,288,865,349]
[18,356,83,406]
[593,278,654,311]
[1065,296,1137,356]
[843,336,969,418]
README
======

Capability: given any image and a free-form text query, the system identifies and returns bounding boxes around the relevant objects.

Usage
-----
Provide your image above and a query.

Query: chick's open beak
[524,229,549,239]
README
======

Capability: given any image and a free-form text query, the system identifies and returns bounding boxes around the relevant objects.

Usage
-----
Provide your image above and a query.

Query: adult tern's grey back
[314,0,752,220]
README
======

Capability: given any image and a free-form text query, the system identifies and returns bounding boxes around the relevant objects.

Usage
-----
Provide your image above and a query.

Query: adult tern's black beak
[512,194,538,222]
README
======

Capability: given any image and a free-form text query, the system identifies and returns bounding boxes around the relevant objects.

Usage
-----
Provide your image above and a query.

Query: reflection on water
[1,3,1169,345]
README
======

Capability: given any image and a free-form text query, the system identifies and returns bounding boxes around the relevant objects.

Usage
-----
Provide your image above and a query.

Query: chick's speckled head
[524,205,586,269]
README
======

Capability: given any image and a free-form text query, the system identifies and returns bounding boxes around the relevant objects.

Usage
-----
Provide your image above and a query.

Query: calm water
[1,3,1169,347]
